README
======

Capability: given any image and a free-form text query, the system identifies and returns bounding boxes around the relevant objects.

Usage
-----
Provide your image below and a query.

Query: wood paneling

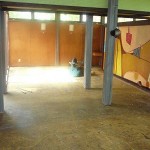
[92,24,105,66]
[30,22,56,66]
[59,23,85,65]
[9,21,56,66]
[9,21,105,67]
[9,21,31,66]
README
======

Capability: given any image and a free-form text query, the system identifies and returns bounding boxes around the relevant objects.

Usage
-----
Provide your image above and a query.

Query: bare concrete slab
[0,67,150,150]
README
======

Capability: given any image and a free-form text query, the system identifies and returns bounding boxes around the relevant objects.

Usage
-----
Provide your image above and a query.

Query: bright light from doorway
[8,67,76,84]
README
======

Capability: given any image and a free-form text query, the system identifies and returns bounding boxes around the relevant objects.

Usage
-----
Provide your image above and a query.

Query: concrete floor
[0,67,150,150]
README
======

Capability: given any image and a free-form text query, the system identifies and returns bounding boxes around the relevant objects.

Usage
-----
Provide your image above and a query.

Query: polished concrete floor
[0,67,150,150]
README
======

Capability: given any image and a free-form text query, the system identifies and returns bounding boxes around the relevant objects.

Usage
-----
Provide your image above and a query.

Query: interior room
[0,0,150,149]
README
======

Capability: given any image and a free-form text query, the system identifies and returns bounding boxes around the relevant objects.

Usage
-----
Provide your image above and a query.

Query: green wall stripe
[1,0,150,12]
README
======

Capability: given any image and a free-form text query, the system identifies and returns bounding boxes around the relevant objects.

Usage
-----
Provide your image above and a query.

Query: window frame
[60,13,81,22]
[8,11,32,20]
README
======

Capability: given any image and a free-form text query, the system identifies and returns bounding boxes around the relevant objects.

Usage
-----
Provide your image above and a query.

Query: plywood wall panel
[92,24,105,66]
[59,23,85,65]
[93,24,101,51]
[47,23,56,66]
[9,21,56,66]
[9,21,31,66]
[30,22,56,66]
[9,21,105,67]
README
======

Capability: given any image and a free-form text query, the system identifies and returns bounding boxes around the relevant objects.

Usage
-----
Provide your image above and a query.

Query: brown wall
[59,23,85,65]
[30,22,56,66]
[9,21,56,66]
[9,21,31,66]
[92,24,105,66]
[9,21,105,67]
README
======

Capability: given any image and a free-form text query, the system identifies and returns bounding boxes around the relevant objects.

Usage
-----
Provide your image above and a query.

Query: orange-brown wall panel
[9,21,105,67]
[30,22,56,66]
[9,21,31,66]
[93,24,102,51]
[92,24,105,66]
[9,21,56,66]
[59,23,85,65]
[47,23,56,65]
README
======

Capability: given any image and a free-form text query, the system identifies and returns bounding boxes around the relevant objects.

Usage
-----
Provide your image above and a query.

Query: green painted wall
[1,0,107,8]
[1,0,150,12]
[119,0,150,12]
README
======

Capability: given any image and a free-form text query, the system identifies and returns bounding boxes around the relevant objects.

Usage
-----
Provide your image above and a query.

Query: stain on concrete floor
[0,67,150,150]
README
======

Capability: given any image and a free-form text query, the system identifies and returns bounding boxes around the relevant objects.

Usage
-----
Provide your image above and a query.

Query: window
[118,18,133,22]
[93,16,101,22]
[104,17,107,24]
[135,18,147,21]
[82,15,86,22]
[60,14,80,21]
[9,11,31,20]
[104,17,133,23]
[34,12,55,21]
[82,15,101,22]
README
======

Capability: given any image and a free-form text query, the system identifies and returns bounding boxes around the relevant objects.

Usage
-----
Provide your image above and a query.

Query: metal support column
[0,10,4,112]
[55,13,60,65]
[84,14,93,89]
[2,11,8,94]
[101,16,105,25]
[102,0,118,105]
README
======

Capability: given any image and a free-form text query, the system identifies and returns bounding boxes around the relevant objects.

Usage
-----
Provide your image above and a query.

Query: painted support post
[0,10,4,112]
[55,13,60,65]
[101,16,105,25]
[84,14,93,89]
[2,11,8,94]
[102,0,118,105]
